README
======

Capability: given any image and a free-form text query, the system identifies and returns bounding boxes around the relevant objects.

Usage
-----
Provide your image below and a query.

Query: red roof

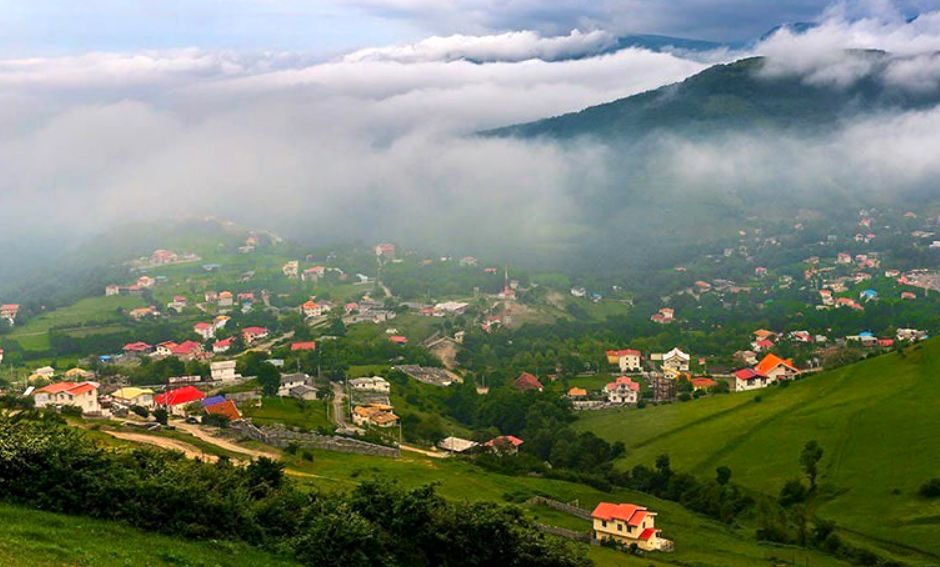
[389,335,408,344]
[204,399,241,420]
[291,341,317,351]
[170,340,203,356]
[213,337,234,348]
[606,376,640,392]
[734,368,764,381]
[690,378,717,389]
[607,349,641,357]
[513,372,543,392]
[755,339,774,349]
[485,435,524,448]
[755,353,798,375]
[155,386,205,406]
[242,326,268,336]
[194,322,212,330]
[639,527,657,541]
[591,502,649,526]
[36,382,79,394]
[66,383,96,396]
[123,341,152,352]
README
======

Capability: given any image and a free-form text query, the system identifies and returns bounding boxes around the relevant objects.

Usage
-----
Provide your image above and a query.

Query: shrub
[919,478,940,498]
[129,405,149,418]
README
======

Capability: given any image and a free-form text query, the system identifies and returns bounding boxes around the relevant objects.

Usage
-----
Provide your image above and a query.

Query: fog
[2,3,940,276]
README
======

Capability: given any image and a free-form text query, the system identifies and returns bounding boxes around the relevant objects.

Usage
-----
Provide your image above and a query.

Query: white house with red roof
[123,341,153,356]
[155,385,205,416]
[193,322,215,340]
[33,381,100,414]
[302,300,324,318]
[485,435,524,455]
[606,376,640,404]
[592,502,670,551]
[734,368,772,391]
[241,326,269,345]
[213,337,234,354]
[1,304,20,325]
[302,266,326,282]
[606,349,642,372]
[170,340,206,361]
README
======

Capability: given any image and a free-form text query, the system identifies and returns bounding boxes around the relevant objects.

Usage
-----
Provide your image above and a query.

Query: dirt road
[104,430,220,463]
[174,422,280,460]
[400,443,449,459]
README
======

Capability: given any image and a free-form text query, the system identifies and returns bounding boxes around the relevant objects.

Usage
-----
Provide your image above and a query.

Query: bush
[153,408,168,425]
[919,478,940,498]
[129,405,149,418]
[59,406,83,417]
[301,450,314,462]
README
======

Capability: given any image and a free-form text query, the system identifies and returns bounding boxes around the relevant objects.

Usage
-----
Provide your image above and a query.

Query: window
[618,524,623,531]
[601,520,607,528]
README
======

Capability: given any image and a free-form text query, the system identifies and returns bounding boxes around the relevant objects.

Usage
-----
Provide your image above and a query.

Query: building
[128,306,158,321]
[105,284,121,296]
[734,368,773,391]
[218,291,234,308]
[282,260,299,278]
[513,372,544,392]
[389,335,408,345]
[650,307,674,324]
[111,387,155,409]
[897,328,929,342]
[278,373,312,397]
[438,436,479,454]
[302,300,324,318]
[690,377,717,391]
[657,348,690,374]
[567,387,588,399]
[302,266,325,282]
[607,349,642,372]
[210,360,239,383]
[291,341,317,352]
[33,382,100,414]
[169,340,206,361]
[349,376,390,393]
[213,337,234,354]
[485,435,524,455]
[591,502,670,552]
[241,326,269,345]
[123,341,153,356]
[352,403,399,428]
[202,397,241,421]
[375,243,396,259]
[289,385,318,400]
[606,376,640,404]
[155,386,206,416]
[194,322,215,340]
[755,354,799,382]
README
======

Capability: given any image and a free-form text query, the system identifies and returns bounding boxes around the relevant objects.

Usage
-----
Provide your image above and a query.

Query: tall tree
[800,440,824,491]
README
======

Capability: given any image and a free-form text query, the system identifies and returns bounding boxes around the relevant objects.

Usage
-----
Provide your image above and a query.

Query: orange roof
[690,378,717,389]
[513,372,543,392]
[755,353,797,375]
[204,400,241,421]
[291,341,317,351]
[607,349,640,357]
[591,502,649,526]
[36,381,78,394]
[753,329,774,339]
[567,387,588,397]
[65,383,97,396]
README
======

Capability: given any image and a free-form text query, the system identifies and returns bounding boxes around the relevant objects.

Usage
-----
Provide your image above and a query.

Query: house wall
[618,355,641,372]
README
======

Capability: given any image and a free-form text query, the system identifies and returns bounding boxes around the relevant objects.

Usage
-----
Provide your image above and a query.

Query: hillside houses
[352,403,398,428]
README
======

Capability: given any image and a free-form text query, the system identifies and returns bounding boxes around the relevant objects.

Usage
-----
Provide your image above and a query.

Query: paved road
[331,382,349,428]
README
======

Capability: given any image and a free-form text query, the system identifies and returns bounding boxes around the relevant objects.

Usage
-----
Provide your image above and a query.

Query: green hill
[490,52,940,140]
[0,503,299,567]
[574,340,940,565]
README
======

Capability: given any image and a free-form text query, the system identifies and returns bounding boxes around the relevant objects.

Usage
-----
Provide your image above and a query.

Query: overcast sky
[0,0,930,56]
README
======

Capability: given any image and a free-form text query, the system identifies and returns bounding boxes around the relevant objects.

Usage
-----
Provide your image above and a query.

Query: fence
[527,496,593,520]
[233,421,400,458]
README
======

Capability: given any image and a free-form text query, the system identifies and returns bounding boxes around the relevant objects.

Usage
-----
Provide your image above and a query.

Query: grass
[0,502,300,567]
[6,296,144,352]
[280,449,852,567]
[241,396,332,431]
[574,340,940,564]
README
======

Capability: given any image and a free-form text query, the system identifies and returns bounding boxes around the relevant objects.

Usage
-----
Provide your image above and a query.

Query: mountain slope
[490,53,940,140]
[574,340,940,565]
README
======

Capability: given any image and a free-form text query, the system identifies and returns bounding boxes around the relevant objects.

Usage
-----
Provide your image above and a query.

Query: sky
[2,0,940,277]
[0,0,929,56]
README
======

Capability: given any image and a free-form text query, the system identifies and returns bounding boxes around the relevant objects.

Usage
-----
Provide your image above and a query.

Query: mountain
[611,34,730,53]
[488,53,940,140]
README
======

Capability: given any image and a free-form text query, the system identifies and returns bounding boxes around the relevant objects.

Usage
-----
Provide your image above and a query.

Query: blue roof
[862,289,878,296]
[201,395,226,408]
[859,331,875,338]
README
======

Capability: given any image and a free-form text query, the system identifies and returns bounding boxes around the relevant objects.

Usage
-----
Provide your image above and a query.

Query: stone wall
[233,421,399,458]
[527,496,593,520]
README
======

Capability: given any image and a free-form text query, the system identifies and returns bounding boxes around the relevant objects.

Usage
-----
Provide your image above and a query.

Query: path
[103,430,220,463]
[246,331,295,353]
[173,422,280,460]
[400,443,449,459]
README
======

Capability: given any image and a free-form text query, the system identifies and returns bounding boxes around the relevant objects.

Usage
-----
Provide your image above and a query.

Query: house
[901,291,917,300]
[819,289,834,305]
[374,243,396,259]
[128,306,158,321]
[194,322,215,340]
[485,435,524,455]
[123,341,153,356]
[897,328,928,341]
[237,292,255,303]
[278,373,312,397]
[241,326,269,345]
[513,372,543,392]
[105,284,121,296]
[282,261,299,278]
[349,376,390,393]
[734,368,773,391]
[110,387,154,408]
[155,386,206,416]
[837,252,852,264]
[567,387,588,399]
[570,286,587,298]
[352,403,399,428]
[33,381,100,414]
[657,348,690,374]
[136,276,156,289]
[878,338,895,348]
[860,289,879,302]
[64,368,95,380]
[388,335,408,345]
[607,349,642,372]
[289,385,319,400]
[291,341,317,352]
[847,331,879,347]
[210,360,238,382]
[433,301,469,316]
[155,341,178,357]
[790,330,813,343]
[151,249,178,264]
[204,291,219,303]
[438,436,479,454]
[302,300,324,318]
[31,366,55,379]
[606,376,640,404]
[690,377,717,391]
[213,315,230,330]
[734,350,758,366]
[651,307,674,324]
[203,398,241,421]
[213,337,234,354]
[170,340,206,361]
[301,266,326,282]
[218,291,234,307]
[755,354,800,381]
[592,502,669,551]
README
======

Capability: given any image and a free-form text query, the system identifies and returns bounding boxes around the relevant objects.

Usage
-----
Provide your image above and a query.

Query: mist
[2,3,940,280]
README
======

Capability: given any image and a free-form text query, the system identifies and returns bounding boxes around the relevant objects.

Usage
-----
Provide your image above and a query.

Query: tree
[153,407,168,425]
[800,440,824,491]
[257,363,280,397]
[716,465,732,486]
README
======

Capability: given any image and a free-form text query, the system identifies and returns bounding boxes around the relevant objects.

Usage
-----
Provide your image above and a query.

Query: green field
[241,396,332,431]
[0,503,299,567]
[282,448,851,567]
[6,295,144,352]
[574,341,940,565]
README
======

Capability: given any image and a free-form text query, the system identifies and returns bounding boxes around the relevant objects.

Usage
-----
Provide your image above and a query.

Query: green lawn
[6,295,144,352]
[574,340,940,565]
[241,396,332,431]
[0,503,299,567]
